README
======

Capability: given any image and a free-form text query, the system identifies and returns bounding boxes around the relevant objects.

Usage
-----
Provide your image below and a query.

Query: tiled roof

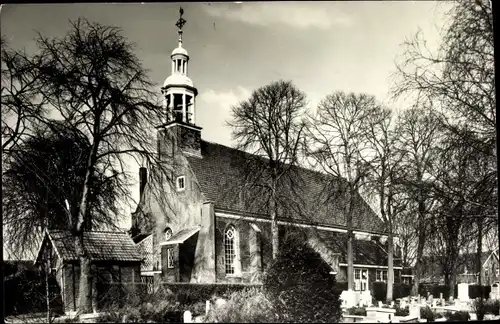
[47,231,143,262]
[132,233,152,244]
[186,140,385,234]
[311,230,402,267]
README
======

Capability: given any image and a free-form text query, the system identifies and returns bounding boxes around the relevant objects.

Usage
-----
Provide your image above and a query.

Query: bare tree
[1,36,46,156]
[396,106,441,296]
[6,18,170,314]
[364,106,407,302]
[392,0,497,289]
[306,91,378,291]
[228,80,307,259]
[394,209,417,268]
[2,122,123,259]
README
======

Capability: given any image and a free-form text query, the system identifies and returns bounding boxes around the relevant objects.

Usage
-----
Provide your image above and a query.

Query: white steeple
[162,7,198,125]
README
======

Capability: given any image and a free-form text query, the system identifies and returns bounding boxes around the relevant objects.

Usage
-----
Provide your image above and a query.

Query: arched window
[224,225,240,275]
[164,227,173,241]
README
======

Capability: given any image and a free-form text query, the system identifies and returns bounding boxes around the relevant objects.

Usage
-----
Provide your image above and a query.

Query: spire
[175,7,186,48]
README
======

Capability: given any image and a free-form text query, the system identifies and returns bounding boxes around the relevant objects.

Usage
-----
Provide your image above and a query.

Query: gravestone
[183,311,192,323]
[215,298,227,308]
[378,301,383,308]
[205,300,210,315]
[440,293,444,306]
[400,299,407,309]
[457,283,470,301]
[428,294,433,304]
[432,299,437,308]
[390,301,395,308]
[409,304,421,319]
[490,283,500,300]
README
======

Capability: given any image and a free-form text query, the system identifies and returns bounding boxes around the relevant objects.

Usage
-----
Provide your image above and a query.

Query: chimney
[139,167,147,198]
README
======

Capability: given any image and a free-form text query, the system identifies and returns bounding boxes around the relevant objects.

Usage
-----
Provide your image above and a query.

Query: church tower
[158,7,202,157]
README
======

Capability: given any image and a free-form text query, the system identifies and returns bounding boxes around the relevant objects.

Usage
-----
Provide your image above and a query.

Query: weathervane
[175,7,187,45]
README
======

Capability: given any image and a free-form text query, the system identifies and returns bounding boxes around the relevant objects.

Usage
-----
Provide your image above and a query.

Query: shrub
[472,297,487,320]
[468,285,491,299]
[372,282,386,302]
[97,299,182,323]
[204,288,277,323]
[420,306,435,322]
[445,311,470,322]
[263,232,342,323]
[347,306,367,316]
[163,282,262,305]
[395,306,409,316]
[394,283,412,299]
[485,299,500,315]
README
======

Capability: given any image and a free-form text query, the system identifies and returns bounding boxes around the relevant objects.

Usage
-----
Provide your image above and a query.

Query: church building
[130,9,402,292]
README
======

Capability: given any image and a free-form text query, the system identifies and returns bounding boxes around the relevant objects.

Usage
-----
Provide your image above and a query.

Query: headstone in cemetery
[432,299,437,308]
[390,301,395,308]
[340,290,360,307]
[215,298,227,308]
[490,282,500,300]
[400,299,407,309]
[205,300,210,315]
[440,293,444,306]
[457,283,470,301]
[378,301,383,308]
[428,294,433,303]
[183,310,192,323]
[409,304,421,319]
[360,290,372,307]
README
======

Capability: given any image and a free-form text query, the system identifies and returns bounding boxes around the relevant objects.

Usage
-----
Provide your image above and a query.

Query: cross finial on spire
[175,7,187,45]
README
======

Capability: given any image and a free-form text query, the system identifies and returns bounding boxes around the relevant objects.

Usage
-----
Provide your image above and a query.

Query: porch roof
[159,226,200,246]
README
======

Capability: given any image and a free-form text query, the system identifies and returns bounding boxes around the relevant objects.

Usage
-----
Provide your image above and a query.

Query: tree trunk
[271,171,279,260]
[75,140,99,314]
[346,189,354,291]
[449,271,457,300]
[387,233,394,302]
[412,197,426,296]
[476,218,483,286]
[75,234,93,314]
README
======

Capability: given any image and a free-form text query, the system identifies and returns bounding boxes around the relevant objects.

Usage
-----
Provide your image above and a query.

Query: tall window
[167,248,174,269]
[224,225,240,275]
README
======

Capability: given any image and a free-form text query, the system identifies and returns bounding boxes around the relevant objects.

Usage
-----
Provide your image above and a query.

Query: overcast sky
[1,2,454,231]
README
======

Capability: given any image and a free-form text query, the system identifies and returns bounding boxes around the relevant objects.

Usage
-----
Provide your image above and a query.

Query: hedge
[468,285,491,299]
[162,282,263,305]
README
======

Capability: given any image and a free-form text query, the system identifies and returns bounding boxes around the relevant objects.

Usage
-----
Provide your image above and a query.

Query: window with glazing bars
[224,225,237,274]
[167,248,174,269]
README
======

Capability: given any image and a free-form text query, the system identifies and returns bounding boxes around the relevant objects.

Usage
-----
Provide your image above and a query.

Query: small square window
[354,269,361,280]
[167,248,174,269]
[176,176,185,191]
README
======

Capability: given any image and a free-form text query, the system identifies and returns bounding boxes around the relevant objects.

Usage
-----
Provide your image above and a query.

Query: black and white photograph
[1,1,497,323]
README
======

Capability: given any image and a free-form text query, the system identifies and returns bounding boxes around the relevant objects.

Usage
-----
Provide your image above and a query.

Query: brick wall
[61,262,141,314]
[215,218,272,283]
